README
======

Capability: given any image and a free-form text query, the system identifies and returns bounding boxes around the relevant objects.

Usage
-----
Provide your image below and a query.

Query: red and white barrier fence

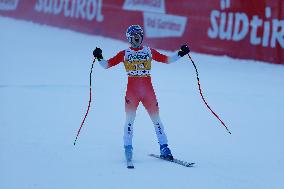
[1,0,283,64]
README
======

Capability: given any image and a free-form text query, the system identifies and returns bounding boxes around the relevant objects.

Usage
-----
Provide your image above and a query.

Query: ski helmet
[126,25,144,45]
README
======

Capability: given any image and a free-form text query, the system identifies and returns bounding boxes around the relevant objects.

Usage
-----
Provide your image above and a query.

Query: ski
[126,160,134,169]
[149,154,195,167]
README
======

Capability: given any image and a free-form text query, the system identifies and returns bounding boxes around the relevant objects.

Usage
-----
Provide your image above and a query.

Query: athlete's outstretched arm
[151,48,180,64]
[93,48,125,69]
[151,45,190,64]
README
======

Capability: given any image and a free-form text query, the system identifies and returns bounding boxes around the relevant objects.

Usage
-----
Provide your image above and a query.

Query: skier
[93,25,190,164]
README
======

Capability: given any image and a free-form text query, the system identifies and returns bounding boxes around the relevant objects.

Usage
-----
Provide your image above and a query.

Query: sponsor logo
[127,51,150,63]
[144,12,187,38]
[34,0,104,22]
[0,0,19,11]
[123,0,165,13]
[208,0,284,48]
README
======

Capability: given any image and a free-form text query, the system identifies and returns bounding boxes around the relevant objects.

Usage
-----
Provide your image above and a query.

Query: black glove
[178,44,190,57]
[93,47,103,61]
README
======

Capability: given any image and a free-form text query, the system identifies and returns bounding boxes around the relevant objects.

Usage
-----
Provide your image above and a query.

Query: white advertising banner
[0,0,18,11]
[123,0,165,13]
[143,12,187,38]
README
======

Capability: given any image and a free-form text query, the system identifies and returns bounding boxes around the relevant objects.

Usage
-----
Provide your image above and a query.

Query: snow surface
[1,16,284,189]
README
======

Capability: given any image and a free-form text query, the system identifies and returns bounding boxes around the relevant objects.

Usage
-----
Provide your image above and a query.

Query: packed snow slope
[1,17,283,189]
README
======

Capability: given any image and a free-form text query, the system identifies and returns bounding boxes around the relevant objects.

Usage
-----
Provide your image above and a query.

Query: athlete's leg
[149,114,168,145]
[123,95,139,146]
[142,83,168,145]
[123,110,136,146]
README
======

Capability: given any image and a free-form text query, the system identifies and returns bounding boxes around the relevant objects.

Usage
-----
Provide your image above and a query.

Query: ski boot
[124,145,134,168]
[160,144,174,160]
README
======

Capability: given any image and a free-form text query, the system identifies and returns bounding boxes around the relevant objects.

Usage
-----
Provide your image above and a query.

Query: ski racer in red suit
[93,25,190,163]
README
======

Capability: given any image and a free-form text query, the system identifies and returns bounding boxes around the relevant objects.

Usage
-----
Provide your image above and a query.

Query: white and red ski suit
[98,46,180,146]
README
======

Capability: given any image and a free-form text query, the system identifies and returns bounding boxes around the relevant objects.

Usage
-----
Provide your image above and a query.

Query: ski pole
[74,59,95,145]
[187,54,231,134]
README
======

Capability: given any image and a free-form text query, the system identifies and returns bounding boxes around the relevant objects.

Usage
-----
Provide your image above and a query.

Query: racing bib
[124,46,152,77]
